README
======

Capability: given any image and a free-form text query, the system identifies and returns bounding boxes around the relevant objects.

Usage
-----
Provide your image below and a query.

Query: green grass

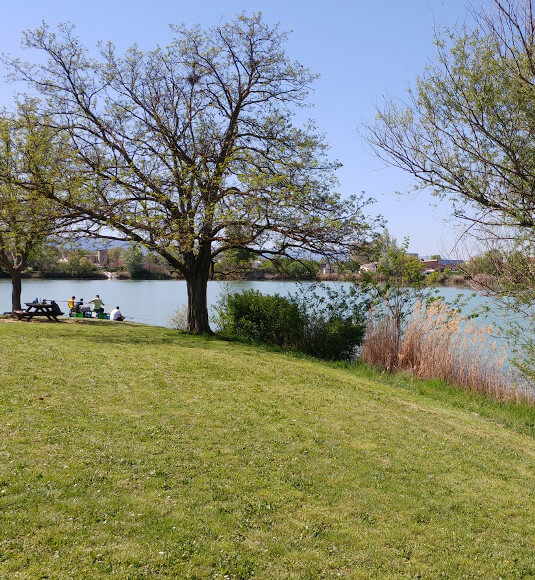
[0,320,534,579]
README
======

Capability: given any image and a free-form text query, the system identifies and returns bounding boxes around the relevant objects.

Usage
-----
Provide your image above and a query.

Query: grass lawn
[0,320,534,578]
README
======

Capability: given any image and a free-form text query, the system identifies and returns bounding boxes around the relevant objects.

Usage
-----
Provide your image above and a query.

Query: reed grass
[359,315,399,372]
[362,300,533,403]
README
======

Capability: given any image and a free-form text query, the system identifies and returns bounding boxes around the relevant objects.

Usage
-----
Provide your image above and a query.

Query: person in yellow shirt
[67,296,76,312]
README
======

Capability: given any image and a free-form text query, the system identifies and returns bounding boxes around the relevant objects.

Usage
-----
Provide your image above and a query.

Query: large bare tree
[7,14,375,332]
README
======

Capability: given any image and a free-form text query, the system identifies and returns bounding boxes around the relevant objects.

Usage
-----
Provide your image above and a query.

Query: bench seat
[13,310,63,321]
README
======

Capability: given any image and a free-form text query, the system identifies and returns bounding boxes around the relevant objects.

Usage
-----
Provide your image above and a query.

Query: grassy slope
[0,321,534,579]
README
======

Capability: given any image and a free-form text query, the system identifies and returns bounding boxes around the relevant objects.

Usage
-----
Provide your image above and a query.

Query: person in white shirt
[110,306,124,321]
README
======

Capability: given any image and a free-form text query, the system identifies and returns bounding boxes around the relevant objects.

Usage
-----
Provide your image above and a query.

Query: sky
[0,0,487,258]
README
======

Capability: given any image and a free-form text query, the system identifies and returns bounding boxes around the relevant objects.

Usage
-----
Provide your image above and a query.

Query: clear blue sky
[1,0,484,258]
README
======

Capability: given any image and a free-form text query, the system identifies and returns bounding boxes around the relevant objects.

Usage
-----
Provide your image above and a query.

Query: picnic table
[13,302,64,322]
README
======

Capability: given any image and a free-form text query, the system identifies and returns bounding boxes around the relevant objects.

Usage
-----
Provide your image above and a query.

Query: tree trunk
[185,266,212,334]
[11,270,22,313]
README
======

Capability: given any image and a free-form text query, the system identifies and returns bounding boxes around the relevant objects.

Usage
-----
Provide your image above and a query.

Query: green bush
[216,290,304,347]
[216,287,367,360]
[294,285,367,360]
[301,315,366,360]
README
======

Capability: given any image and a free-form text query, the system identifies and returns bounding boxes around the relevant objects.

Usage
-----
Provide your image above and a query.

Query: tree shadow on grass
[57,320,222,348]
[38,319,338,361]
[64,321,312,355]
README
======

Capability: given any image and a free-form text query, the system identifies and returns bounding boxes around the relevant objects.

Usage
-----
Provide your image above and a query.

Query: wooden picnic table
[13,302,64,322]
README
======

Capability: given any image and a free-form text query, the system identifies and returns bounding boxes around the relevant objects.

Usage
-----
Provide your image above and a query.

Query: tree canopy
[7,14,376,332]
[0,104,81,311]
[366,0,535,239]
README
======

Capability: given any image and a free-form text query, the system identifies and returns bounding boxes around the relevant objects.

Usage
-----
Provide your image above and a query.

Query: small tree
[0,106,80,312]
[8,14,377,332]
[366,0,535,238]
[374,241,426,343]
[359,240,431,371]
[123,246,146,279]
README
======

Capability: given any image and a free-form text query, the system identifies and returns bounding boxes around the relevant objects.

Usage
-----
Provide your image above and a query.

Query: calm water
[0,278,498,329]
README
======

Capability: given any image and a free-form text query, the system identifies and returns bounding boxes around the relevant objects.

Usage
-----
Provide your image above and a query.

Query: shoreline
[0,273,474,289]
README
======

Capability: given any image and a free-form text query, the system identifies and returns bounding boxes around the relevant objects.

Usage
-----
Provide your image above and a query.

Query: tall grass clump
[362,300,533,403]
[170,304,188,330]
[359,315,400,372]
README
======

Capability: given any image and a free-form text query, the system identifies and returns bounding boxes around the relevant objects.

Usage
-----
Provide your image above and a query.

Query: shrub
[115,270,132,279]
[216,290,304,347]
[426,270,447,285]
[216,287,367,360]
[300,315,365,360]
[450,274,468,285]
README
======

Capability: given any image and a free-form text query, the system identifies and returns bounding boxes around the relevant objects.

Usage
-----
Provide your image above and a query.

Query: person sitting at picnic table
[89,294,105,314]
[76,298,91,314]
[67,296,76,312]
[74,298,84,313]
[110,306,124,321]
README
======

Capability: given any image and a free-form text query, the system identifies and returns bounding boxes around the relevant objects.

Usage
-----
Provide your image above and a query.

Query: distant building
[87,249,109,267]
[439,259,464,269]
[360,262,378,273]
[320,261,334,275]
[420,259,444,273]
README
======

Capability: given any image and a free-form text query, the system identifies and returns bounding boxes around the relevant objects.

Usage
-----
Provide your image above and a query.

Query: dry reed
[360,315,399,373]
[362,300,533,403]
[450,275,468,285]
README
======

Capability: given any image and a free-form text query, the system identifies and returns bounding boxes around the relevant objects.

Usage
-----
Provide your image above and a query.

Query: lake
[0,278,498,329]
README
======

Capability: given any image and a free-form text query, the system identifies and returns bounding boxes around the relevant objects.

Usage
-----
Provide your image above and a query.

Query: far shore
[0,271,475,288]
